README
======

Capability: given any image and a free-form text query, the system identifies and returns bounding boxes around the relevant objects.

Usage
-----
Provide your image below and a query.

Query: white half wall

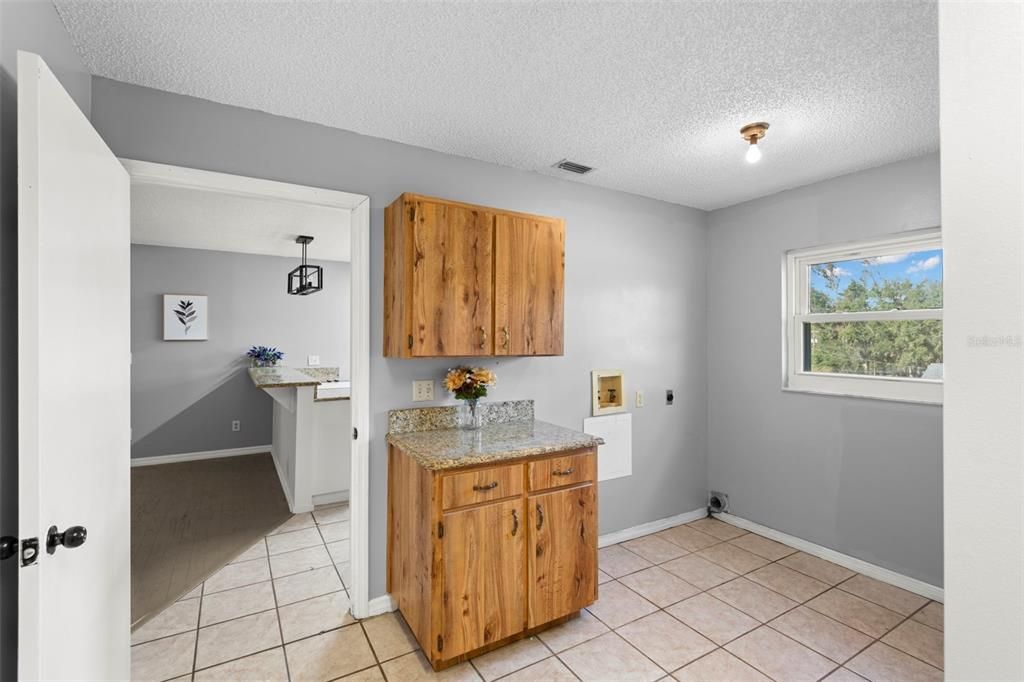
[940,2,1024,678]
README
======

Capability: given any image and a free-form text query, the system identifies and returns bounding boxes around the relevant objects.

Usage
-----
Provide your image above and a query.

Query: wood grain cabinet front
[384,193,565,358]
[387,446,598,670]
[527,483,597,628]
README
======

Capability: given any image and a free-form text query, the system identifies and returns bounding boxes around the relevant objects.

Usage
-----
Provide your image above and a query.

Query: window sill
[784,374,943,405]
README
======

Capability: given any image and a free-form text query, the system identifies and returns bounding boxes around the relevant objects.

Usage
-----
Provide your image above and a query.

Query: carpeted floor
[130,453,291,628]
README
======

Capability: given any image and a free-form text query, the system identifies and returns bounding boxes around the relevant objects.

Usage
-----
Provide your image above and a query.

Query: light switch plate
[412,380,434,402]
[307,355,321,366]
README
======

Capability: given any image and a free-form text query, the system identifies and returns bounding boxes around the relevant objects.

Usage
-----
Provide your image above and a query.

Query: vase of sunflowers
[444,366,497,430]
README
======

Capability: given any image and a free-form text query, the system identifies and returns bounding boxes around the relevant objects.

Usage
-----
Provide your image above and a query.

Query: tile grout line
[657,527,829,680]
[845,600,944,674]
[189,574,204,677]
[469,516,920,682]
[672,530,882,678]
[595,518,942,680]
[267,534,293,682]
[134,583,353,649]
[534,631,584,682]
[316,515,353,600]
[688,520,942,675]
[149,512,938,681]
[571,584,696,678]
[135,506,357,679]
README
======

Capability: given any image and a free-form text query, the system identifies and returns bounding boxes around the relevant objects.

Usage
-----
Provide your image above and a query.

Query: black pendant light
[287,235,323,295]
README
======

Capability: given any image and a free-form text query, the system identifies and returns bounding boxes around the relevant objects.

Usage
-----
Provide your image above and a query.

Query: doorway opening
[121,160,371,638]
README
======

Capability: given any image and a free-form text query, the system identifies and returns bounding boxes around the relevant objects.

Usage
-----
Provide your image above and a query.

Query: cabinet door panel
[412,201,494,356]
[528,485,597,627]
[442,498,525,657]
[494,215,564,355]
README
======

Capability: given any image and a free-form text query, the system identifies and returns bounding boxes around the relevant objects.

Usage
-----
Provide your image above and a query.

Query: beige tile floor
[132,511,944,681]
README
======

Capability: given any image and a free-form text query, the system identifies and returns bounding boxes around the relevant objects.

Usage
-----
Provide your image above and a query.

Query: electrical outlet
[635,390,645,408]
[412,380,435,402]
[231,420,241,432]
[307,355,321,366]
[666,389,674,405]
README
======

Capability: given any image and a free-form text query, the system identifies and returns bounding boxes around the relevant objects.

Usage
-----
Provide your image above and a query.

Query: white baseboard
[366,594,396,617]
[598,507,708,548]
[131,445,273,467]
[313,490,350,507]
[714,512,944,603]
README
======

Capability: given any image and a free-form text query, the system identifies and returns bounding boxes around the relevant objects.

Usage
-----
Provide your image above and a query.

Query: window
[784,228,943,403]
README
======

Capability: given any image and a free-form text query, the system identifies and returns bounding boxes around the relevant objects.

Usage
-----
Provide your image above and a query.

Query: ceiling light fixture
[288,235,323,295]
[740,122,770,163]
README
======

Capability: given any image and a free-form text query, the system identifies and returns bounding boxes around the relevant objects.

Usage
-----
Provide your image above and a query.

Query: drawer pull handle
[511,509,519,536]
[478,326,487,349]
[501,326,510,349]
[473,481,499,492]
[552,467,575,477]
[536,503,544,530]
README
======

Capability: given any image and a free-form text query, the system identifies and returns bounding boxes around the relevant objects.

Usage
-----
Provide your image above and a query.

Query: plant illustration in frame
[163,294,208,340]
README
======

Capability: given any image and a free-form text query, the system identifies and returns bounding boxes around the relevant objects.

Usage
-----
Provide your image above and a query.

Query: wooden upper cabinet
[384,193,564,357]
[494,215,565,356]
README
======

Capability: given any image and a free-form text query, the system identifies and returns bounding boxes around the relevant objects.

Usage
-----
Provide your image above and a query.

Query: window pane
[804,319,943,379]
[808,248,943,313]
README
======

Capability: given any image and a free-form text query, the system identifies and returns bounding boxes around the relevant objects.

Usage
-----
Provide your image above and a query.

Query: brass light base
[740,122,770,143]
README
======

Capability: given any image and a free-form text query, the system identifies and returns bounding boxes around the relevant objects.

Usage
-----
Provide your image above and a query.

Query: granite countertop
[386,419,604,471]
[248,366,340,389]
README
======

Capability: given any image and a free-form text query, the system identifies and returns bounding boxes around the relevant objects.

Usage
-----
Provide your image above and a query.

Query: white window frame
[783,227,943,404]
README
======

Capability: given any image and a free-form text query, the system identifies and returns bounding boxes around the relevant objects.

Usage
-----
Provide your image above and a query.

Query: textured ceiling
[55,1,938,210]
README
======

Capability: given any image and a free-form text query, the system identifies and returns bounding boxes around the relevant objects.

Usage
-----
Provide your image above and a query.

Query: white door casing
[17,51,132,679]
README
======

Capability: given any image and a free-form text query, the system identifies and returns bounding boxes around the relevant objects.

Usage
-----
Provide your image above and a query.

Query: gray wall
[706,154,943,586]
[91,77,711,599]
[0,2,94,677]
[131,245,351,459]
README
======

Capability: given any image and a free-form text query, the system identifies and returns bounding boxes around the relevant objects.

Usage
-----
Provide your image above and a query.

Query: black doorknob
[46,525,87,555]
[0,536,16,561]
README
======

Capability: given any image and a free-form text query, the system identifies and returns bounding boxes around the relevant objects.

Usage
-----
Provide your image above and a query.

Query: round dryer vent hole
[708,491,729,514]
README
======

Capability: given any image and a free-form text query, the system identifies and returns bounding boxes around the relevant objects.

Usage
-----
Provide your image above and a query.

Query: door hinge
[20,537,39,567]
[407,334,413,350]
[437,522,444,539]
[352,427,358,440]
[437,635,443,652]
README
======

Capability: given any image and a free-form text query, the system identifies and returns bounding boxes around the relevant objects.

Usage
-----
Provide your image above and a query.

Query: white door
[17,51,131,680]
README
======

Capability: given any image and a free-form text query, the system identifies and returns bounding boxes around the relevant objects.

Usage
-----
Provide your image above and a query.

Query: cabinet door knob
[478,326,487,349]
[536,503,544,531]
[473,481,498,492]
[511,509,519,536]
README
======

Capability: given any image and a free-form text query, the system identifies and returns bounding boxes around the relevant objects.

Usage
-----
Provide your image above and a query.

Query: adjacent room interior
[126,162,359,628]
[2,1,1022,681]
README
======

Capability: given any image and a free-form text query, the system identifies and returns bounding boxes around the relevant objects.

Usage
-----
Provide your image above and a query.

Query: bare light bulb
[745,143,762,163]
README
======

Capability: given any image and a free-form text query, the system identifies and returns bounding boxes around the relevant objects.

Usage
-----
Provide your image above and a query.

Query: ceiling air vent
[553,159,594,175]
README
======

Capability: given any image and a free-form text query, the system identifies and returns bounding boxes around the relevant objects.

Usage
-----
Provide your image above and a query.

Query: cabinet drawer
[442,464,523,510]
[528,451,595,491]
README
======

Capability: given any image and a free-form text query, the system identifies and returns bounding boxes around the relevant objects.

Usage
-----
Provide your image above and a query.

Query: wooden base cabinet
[387,446,598,670]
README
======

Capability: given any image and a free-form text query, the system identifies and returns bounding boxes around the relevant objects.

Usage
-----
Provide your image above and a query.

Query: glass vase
[459,398,484,430]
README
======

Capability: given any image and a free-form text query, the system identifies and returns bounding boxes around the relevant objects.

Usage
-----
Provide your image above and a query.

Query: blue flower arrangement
[247,345,285,367]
